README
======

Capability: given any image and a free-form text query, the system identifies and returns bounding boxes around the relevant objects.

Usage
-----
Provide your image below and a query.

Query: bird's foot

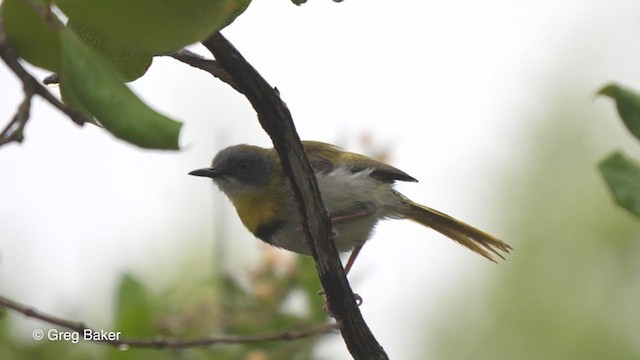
[318,290,363,317]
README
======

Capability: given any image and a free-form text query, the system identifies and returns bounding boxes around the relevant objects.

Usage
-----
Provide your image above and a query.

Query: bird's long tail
[399,199,511,262]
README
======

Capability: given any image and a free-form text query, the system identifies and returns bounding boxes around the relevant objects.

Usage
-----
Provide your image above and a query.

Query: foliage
[59,29,182,150]
[0,0,251,149]
[597,83,640,216]
[598,151,640,216]
[0,252,329,359]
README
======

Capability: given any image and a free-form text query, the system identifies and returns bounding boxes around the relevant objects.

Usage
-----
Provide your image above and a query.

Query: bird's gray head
[189,144,274,197]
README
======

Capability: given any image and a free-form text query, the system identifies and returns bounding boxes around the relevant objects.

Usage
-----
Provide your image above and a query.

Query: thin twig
[0,17,90,129]
[0,87,32,146]
[0,295,339,349]
[167,49,241,93]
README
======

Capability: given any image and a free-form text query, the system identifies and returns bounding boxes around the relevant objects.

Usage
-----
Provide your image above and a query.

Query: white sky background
[2,0,640,358]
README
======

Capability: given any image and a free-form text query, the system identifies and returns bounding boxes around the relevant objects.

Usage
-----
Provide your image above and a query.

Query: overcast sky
[2,0,640,358]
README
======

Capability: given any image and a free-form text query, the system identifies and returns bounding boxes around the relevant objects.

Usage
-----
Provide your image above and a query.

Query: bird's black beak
[188,167,222,179]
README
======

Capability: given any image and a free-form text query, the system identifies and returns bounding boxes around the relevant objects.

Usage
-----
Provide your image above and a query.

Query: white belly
[268,168,406,255]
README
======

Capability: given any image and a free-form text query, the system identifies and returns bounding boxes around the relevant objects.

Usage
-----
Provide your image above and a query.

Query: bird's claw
[318,290,363,317]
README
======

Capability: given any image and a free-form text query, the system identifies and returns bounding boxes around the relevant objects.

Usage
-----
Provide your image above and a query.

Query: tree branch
[0,16,90,139]
[202,32,389,360]
[166,49,241,93]
[0,7,386,357]
[0,294,338,348]
[0,86,32,146]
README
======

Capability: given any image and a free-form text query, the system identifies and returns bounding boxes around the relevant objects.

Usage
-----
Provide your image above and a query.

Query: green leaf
[114,274,155,336]
[68,21,153,82]
[1,0,62,71]
[59,29,182,150]
[598,83,640,141]
[599,151,640,217]
[55,0,251,54]
[58,76,91,115]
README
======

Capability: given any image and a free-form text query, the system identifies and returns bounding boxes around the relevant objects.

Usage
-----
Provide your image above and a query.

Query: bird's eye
[236,162,250,173]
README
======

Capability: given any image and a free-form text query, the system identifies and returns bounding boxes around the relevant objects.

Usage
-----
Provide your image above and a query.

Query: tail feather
[400,199,511,263]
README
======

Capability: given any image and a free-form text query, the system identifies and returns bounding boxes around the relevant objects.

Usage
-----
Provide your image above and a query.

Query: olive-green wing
[302,141,418,183]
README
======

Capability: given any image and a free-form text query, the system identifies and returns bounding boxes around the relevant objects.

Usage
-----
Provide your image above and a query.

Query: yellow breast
[230,192,281,236]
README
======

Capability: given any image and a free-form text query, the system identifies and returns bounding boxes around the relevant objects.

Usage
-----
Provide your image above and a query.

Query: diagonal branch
[0,294,339,348]
[202,31,389,360]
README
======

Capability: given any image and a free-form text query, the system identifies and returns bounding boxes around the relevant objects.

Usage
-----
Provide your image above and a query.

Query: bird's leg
[343,244,363,276]
[300,201,377,264]
[329,202,377,275]
[317,245,364,297]
[318,203,377,316]
[320,244,365,316]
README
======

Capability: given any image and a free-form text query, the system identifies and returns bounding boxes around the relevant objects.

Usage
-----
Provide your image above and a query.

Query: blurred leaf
[295,257,326,322]
[58,74,92,116]
[1,0,62,71]
[598,83,640,141]
[0,254,327,359]
[55,0,252,54]
[291,0,307,5]
[59,29,182,150]
[599,151,640,216]
[68,21,153,82]
[115,273,155,336]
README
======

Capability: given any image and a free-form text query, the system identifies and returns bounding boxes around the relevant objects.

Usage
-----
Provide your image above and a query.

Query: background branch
[202,31,389,360]
[0,87,32,146]
[0,295,338,349]
[0,17,90,139]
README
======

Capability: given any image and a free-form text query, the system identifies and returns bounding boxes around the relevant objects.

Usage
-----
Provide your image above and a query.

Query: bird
[189,141,511,274]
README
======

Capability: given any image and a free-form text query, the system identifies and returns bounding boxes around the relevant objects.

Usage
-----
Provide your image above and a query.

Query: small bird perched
[189,141,511,273]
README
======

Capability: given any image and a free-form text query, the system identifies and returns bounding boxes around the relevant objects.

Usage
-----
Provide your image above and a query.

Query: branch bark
[202,32,389,360]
